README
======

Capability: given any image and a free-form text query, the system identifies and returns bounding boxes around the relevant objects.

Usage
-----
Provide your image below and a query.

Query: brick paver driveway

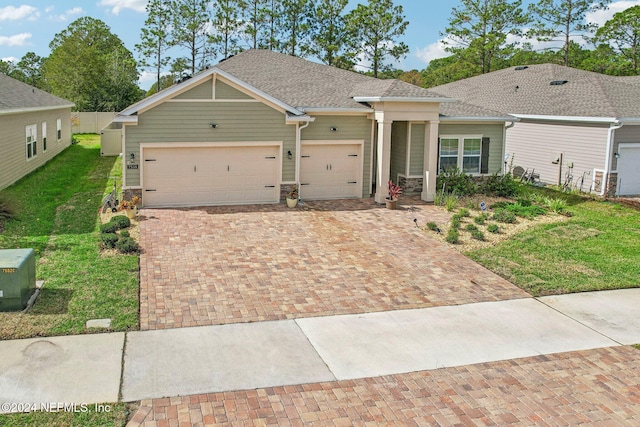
[139,198,528,330]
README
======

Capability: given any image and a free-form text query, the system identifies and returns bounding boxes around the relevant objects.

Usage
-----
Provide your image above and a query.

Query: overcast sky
[1,0,639,89]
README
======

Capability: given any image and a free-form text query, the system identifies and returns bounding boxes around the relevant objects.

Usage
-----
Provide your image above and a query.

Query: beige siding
[409,123,425,176]
[439,123,505,175]
[215,80,254,100]
[173,80,213,99]
[301,115,372,196]
[612,126,640,171]
[125,102,295,186]
[390,121,407,183]
[506,121,608,189]
[0,108,72,190]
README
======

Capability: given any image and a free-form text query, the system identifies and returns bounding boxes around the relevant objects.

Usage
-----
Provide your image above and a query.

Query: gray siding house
[0,74,74,190]
[114,50,514,208]
[432,65,640,196]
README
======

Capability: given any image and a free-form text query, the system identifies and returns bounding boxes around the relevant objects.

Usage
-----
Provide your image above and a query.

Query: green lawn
[0,403,130,427]
[0,134,138,339]
[466,187,640,296]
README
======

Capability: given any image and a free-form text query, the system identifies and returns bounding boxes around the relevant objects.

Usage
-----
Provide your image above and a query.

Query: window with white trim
[42,122,47,152]
[439,135,483,174]
[26,124,37,160]
[56,118,62,140]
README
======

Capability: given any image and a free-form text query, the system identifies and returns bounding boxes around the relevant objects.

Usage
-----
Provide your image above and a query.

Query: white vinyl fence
[71,112,117,134]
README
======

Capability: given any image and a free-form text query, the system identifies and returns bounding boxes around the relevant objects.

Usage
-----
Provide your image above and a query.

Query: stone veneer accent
[398,176,423,195]
[280,183,297,201]
[124,188,143,203]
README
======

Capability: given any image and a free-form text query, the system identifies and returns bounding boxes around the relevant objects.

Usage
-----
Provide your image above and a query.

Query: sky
[1,0,639,89]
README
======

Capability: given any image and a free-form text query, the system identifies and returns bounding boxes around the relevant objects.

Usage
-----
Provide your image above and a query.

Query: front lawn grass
[466,187,640,296]
[0,403,130,427]
[0,134,138,339]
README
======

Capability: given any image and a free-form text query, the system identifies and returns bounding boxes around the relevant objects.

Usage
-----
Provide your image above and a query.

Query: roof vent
[515,66,528,70]
[550,80,568,86]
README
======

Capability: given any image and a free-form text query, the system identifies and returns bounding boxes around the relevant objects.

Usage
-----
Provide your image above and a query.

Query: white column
[421,120,439,202]
[375,120,393,203]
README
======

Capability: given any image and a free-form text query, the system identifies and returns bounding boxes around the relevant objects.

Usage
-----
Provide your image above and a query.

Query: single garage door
[617,144,640,196]
[300,143,362,200]
[143,145,279,207]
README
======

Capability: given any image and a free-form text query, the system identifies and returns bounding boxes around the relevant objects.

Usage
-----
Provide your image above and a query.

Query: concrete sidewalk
[0,288,639,410]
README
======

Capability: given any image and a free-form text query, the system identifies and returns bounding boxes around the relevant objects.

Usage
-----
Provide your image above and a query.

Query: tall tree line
[136,0,411,91]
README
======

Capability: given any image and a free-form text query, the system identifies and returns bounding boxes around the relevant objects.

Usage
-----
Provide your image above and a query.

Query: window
[26,124,37,160]
[42,122,47,152]
[56,118,62,140]
[439,136,483,174]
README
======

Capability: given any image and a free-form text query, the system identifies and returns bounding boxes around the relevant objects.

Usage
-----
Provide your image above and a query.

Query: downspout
[602,121,623,196]
[503,120,516,174]
[296,120,311,201]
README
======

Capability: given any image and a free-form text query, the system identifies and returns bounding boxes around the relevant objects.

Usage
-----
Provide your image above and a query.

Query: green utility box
[0,249,36,311]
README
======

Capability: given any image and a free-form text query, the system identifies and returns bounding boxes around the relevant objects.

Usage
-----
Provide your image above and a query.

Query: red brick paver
[127,346,640,426]
[139,198,528,330]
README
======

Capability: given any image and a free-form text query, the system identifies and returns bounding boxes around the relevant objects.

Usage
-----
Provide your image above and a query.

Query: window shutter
[481,137,490,174]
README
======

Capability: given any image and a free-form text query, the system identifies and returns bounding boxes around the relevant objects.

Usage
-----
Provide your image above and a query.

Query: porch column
[421,120,440,202]
[375,120,393,203]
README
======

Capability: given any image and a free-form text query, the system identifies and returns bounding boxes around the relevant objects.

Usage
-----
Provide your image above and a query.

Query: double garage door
[143,145,280,207]
[142,142,363,207]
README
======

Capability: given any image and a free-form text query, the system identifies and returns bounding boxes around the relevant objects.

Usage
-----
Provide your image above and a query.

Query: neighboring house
[114,49,514,208]
[0,74,74,191]
[431,64,640,196]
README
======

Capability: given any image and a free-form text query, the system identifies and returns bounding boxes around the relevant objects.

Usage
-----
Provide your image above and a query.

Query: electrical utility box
[0,249,36,311]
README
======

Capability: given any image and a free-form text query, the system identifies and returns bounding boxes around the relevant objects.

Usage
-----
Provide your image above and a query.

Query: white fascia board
[0,104,75,115]
[353,96,456,103]
[440,116,519,123]
[213,68,304,116]
[113,115,138,124]
[618,117,640,124]
[119,68,218,116]
[285,114,315,123]
[301,107,373,113]
[117,67,304,118]
[512,114,618,124]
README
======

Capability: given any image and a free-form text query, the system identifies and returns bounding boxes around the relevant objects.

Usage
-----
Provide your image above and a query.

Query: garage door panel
[143,146,279,207]
[301,144,361,200]
[618,145,640,196]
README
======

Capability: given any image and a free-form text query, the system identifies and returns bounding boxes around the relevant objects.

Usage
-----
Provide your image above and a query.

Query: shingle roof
[215,49,447,110]
[431,64,640,119]
[0,73,74,112]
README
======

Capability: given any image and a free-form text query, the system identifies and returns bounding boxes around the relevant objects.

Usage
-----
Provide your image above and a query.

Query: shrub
[111,215,131,230]
[115,237,138,254]
[471,230,485,241]
[446,228,459,244]
[437,167,477,196]
[451,217,461,229]
[444,194,458,212]
[493,209,517,223]
[487,224,500,233]
[101,233,119,248]
[458,208,470,218]
[474,215,485,225]
[505,202,547,219]
[467,201,477,211]
[515,198,532,207]
[465,223,478,231]
[434,193,445,206]
[120,230,130,238]
[489,201,510,209]
[480,172,519,197]
[100,222,117,234]
[426,221,438,231]
[544,197,567,213]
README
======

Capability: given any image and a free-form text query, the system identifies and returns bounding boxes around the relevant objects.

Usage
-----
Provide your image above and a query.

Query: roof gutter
[512,114,619,124]
[296,120,312,201]
[602,120,624,196]
[0,104,75,116]
[353,96,456,103]
[439,116,519,123]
